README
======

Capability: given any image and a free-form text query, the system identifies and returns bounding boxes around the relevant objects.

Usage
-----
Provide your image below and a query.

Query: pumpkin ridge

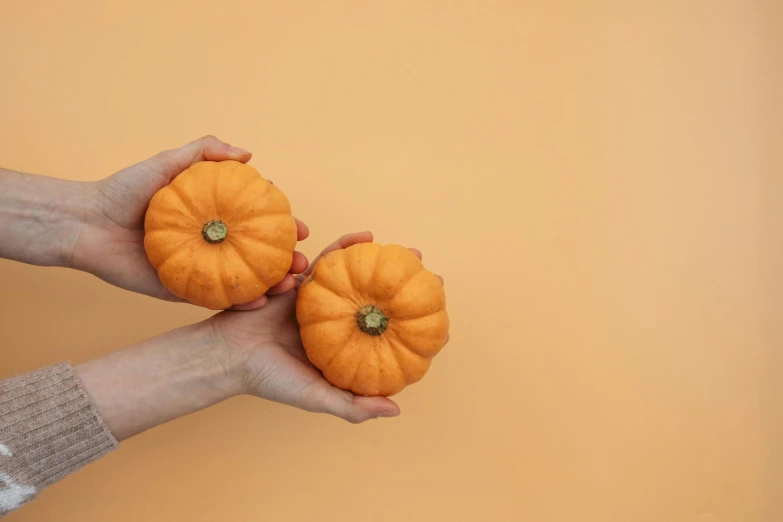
[368,343,383,395]
[387,325,439,359]
[166,179,205,223]
[387,308,446,322]
[249,176,274,198]
[227,235,292,287]
[230,215,297,251]
[144,230,199,269]
[155,244,198,299]
[232,212,297,226]
[386,263,425,300]
[153,239,196,274]
[209,261,231,309]
[315,279,363,309]
[222,240,267,294]
[214,162,255,210]
[214,243,241,306]
[299,298,353,326]
[337,249,360,296]
[297,312,353,328]
[348,243,381,295]
[365,244,385,296]
[342,341,366,392]
[144,202,200,233]
[311,255,363,308]
[230,178,277,217]
[382,337,406,387]
[380,269,445,321]
[183,252,220,306]
[210,169,222,221]
[228,239,274,288]
[352,341,381,396]
[231,233,294,257]
[320,331,358,377]
[386,336,430,384]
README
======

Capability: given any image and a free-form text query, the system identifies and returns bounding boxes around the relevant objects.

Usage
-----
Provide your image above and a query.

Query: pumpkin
[296,243,449,396]
[144,160,297,310]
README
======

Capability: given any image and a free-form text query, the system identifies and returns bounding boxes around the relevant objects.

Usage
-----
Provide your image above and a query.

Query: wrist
[0,168,92,268]
[189,321,248,399]
[202,317,256,397]
[75,321,243,441]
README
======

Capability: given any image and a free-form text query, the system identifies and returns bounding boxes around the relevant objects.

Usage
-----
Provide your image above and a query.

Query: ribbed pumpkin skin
[296,243,449,396]
[144,160,297,310]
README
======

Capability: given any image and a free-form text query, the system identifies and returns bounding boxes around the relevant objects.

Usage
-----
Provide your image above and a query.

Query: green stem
[202,220,227,243]
[356,305,389,336]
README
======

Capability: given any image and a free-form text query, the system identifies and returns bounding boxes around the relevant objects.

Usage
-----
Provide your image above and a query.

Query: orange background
[1,1,780,521]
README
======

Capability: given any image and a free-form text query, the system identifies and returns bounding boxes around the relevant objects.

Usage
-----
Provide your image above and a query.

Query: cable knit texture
[0,363,118,517]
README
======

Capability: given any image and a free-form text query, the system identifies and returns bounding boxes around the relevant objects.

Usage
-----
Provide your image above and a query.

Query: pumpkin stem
[202,220,228,243]
[356,305,389,336]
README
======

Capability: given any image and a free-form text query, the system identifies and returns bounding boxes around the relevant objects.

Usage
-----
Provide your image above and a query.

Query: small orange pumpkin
[144,160,297,309]
[296,243,449,396]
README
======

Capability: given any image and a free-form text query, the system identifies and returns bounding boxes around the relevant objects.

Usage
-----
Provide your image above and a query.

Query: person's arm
[73,322,239,441]
[0,323,233,517]
[0,168,89,268]
[0,135,310,309]
[0,362,118,517]
[0,233,407,518]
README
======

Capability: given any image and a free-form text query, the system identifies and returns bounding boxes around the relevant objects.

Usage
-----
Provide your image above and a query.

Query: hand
[210,231,431,423]
[72,135,309,309]
[76,232,444,438]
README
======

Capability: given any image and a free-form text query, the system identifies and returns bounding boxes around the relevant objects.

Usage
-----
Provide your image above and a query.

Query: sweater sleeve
[0,363,118,517]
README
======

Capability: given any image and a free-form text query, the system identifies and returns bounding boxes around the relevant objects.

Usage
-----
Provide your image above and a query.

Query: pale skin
[1,136,446,437]
[0,135,308,309]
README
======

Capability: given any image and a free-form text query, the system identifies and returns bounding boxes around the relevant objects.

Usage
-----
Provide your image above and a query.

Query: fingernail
[376,410,400,419]
[228,145,251,155]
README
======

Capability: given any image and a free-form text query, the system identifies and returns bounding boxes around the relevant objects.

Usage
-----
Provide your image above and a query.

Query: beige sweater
[0,363,118,517]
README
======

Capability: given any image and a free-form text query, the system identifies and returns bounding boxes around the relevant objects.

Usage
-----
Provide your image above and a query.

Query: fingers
[149,135,253,183]
[327,231,374,253]
[168,135,252,167]
[231,251,304,306]
[298,237,446,288]
[293,274,309,289]
[295,218,309,241]
[267,273,296,295]
[310,383,400,423]
[407,247,444,285]
[289,251,308,275]
[231,251,305,304]
[229,295,269,311]
[198,136,252,163]
[302,231,374,277]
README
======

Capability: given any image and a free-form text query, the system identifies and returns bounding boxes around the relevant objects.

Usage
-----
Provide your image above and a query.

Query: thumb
[143,134,252,185]
[98,135,254,226]
[309,383,401,424]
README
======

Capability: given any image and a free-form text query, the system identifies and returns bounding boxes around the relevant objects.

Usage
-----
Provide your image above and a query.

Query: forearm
[75,322,239,441]
[0,323,237,516]
[0,168,90,267]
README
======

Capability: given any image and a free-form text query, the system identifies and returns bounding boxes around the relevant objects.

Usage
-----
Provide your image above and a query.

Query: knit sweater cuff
[0,362,119,516]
